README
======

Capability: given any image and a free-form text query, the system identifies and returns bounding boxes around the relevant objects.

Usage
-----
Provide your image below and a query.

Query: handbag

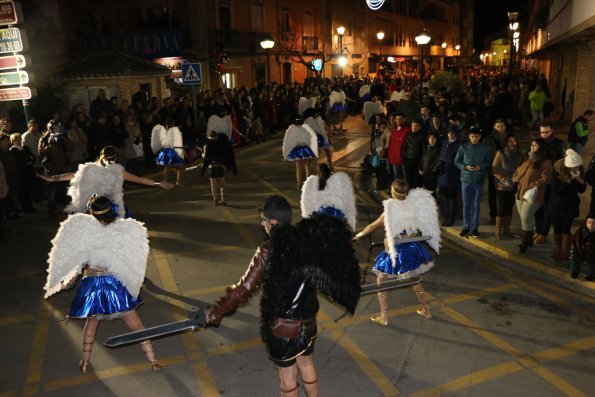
[132,142,144,158]
[523,186,538,203]
[369,153,381,169]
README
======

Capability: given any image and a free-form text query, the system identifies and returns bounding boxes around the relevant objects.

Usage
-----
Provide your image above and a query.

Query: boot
[519,230,533,253]
[495,216,503,240]
[502,216,513,238]
[413,284,432,319]
[550,234,563,260]
[534,234,548,244]
[371,291,388,325]
[558,234,572,261]
[140,340,165,371]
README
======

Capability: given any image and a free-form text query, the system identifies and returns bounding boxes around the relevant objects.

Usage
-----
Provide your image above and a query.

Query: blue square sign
[182,62,202,85]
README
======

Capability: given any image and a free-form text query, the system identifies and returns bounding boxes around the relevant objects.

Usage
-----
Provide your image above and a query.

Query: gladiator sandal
[414,284,432,319]
[371,291,388,326]
[302,378,319,396]
[140,340,165,371]
[79,338,94,374]
[280,384,299,396]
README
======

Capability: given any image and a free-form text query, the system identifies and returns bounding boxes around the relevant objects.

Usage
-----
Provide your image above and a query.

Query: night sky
[473,0,529,51]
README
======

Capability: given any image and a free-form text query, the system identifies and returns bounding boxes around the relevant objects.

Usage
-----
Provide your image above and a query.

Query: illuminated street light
[377,31,384,56]
[260,35,275,85]
[338,55,347,66]
[415,29,431,99]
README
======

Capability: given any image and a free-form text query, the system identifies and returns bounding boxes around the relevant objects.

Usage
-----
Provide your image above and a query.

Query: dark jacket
[454,141,492,184]
[544,136,566,162]
[201,137,237,175]
[402,130,426,160]
[437,139,461,188]
[548,159,586,219]
[420,142,442,175]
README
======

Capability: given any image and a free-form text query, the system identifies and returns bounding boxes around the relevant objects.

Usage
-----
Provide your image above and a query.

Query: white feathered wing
[44,213,150,299]
[282,124,319,160]
[151,124,166,154]
[300,172,357,229]
[65,162,125,217]
[330,90,346,105]
[207,115,232,139]
[383,188,441,266]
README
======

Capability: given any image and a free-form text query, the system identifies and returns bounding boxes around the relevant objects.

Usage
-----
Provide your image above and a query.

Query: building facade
[525,0,595,119]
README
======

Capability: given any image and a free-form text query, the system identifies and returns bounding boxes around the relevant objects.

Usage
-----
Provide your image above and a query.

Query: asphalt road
[1,117,594,397]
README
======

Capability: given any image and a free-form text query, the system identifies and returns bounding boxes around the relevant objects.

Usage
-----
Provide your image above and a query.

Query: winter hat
[564,149,583,168]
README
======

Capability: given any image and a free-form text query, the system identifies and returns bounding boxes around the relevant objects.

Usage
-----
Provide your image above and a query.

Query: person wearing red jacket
[386,112,410,182]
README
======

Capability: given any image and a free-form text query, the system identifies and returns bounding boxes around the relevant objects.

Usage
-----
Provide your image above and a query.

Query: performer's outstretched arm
[353,214,384,242]
[123,171,174,189]
[206,242,270,326]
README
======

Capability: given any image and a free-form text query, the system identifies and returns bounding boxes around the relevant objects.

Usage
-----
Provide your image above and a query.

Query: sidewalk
[377,117,595,298]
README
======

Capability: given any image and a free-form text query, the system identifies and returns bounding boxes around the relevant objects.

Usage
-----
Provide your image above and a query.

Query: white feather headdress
[44,213,150,299]
[383,188,441,266]
[282,124,319,160]
[65,162,125,217]
[206,114,232,139]
[300,172,357,229]
[330,90,346,105]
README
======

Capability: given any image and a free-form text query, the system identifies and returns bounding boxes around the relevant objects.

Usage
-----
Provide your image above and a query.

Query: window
[303,11,313,36]
[219,4,231,30]
[279,8,290,32]
[251,3,263,31]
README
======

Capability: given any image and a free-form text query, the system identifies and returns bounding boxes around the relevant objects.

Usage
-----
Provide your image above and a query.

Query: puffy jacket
[454,141,492,184]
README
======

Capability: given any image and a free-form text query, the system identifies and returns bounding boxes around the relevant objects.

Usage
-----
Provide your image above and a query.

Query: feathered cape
[151,124,184,158]
[206,114,232,139]
[300,172,357,230]
[282,124,319,160]
[329,90,346,105]
[65,162,125,217]
[383,188,441,266]
[44,213,150,299]
[260,214,361,343]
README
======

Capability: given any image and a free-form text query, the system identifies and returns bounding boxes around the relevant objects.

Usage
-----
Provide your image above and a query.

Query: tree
[429,71,464,95]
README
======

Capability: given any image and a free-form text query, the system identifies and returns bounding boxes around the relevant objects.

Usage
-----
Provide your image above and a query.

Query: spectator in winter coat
[568,109,594,155]
[454,128,492,238]
[570,215,595,281]
[419,131,442,194]
[437,127,461,226]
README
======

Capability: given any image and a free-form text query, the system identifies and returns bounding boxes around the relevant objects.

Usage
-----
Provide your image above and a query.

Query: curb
[374,190,595,297]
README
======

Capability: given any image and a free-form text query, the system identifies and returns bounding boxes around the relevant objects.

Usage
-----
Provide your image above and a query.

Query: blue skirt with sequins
[287,145,316,160]
[373,242,434,280]
[156,148,184,166]
[316,134,330,149]
[68,275,142,318]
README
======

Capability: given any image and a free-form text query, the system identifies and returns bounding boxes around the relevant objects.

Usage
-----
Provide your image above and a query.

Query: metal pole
[509,32,514,78]
[191,84,198,129]
[266,49,271,86]
[419,46,423,99]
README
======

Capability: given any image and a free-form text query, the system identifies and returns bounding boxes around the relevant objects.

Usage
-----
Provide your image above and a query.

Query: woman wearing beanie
[548,149,586,260]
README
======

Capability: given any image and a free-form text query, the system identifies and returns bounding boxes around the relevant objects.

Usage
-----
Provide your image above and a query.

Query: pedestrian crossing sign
[181,62,202,85]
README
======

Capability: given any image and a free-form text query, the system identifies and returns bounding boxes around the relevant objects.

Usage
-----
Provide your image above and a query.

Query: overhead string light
[366,0,386,10]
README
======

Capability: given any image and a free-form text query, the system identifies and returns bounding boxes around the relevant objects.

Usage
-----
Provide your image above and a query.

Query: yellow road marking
[193,362,220,396]
[318,310,401,396]
[532,367,588,397]
[0,314,34,326]
[43,355,186,392]
[22,300,52,396]
[210,338,262,355]
[411,361,524,397]
[217,206,258,245]
[533,336,595,363]
[0,390,18,397]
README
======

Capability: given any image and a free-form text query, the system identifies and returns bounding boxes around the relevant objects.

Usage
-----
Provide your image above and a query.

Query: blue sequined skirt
[156,148,184,166]
[288,145,316,160]
[332,103,347,112]
[316,134,330,149]
[316,206,345,222]
[373,242,434,280]
[68,275,143,319]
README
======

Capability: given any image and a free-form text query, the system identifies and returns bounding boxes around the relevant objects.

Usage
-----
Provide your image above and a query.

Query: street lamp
[507,11,519,76]
[337,25,345,53]
[377,31,384,56]
[455,44,460,56]
[415,29,431,99]
[441,42,447,70]
[260,35,275,86]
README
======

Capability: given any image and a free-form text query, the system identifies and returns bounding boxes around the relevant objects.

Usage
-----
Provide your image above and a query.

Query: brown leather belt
[83,268,109,277]
[271,316,316,339]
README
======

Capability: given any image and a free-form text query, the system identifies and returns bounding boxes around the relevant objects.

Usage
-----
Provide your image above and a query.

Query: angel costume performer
[151,123,184,167]
[354,182,440,325]
[282,118,318,161]
[206,113,234,143]
[44,196,163,372]
[300,166,356,230]
[303,108,331,150]
[65,161,127,218]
